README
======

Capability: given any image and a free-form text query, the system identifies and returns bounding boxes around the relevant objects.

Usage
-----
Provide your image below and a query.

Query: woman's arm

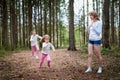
[93,22,102,35]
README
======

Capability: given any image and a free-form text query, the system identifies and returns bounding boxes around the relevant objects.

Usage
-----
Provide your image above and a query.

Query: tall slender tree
[49,0,52,41]
[2,0,8,50]
[22,0,25,47]
[18,0,22,48]
[0,2,2,48]
[68,0,76,51]
[83,0,86,44]
[118,0,120,47]
[103,0,110,48]
[110,0,115,45]
[10,0,18,50]
[28,0,32,35]
[93,0,95,10]
[40,0,43,36]
[44,0,47,34]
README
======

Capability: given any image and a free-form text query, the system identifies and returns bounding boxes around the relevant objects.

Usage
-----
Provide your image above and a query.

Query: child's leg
[31,46,35,56]
[35,44,40,56]
[39,54,47,68]
[47,54,51,67]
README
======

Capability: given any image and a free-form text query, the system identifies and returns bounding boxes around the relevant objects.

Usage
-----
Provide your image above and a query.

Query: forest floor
[0,49,120,80]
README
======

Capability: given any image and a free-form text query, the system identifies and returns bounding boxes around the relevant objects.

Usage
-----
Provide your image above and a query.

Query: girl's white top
[30,34,42,46]
[41,42,55,54]
[88,21,102,41]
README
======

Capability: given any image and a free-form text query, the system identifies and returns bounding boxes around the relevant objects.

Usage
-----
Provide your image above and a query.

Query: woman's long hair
[89,11,100,20]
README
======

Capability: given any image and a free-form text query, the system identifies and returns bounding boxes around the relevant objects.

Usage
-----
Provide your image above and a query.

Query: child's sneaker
[85,67,92,73]
[97,67,102,73]
[36,56,39,59]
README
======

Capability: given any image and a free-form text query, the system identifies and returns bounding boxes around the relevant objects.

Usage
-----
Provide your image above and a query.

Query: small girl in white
[30,30,42,59]
[39,35,55,69]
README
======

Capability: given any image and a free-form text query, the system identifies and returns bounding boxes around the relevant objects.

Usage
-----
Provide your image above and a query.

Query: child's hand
[89,22,93,27]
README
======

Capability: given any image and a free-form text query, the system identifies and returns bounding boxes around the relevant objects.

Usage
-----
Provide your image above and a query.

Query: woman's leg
[94,45,103,73]
[39,54,47,68]
[31,46,35,56]
[88,44,94,67]
[47,54,51,67]
[85,44,94,72]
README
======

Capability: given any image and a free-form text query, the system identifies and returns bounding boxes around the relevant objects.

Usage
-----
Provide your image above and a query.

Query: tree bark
[2,0,8,50]
[103,0,110,48]
[10,0,17,50]
[110,0,115,45]
[44,0,47,34]
[22,0,25,47]
[119,0,120,47]
[68,0,76,51]
[28,0,32,35]
[49,0,52,42]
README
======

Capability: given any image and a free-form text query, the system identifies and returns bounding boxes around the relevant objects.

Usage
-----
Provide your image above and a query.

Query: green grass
[0,49,12,59]
[0,47,30,59]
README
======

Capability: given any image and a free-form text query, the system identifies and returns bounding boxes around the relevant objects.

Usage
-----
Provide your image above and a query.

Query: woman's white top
[41,42,55,54]
[30,34,42,46]
[88,21,102,41]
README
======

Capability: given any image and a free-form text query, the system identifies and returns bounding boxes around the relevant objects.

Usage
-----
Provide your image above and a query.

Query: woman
[85,11,103,73]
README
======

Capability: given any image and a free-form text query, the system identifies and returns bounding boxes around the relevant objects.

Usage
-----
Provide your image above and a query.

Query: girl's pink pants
[31,44,39,56]
[39,53,51,68]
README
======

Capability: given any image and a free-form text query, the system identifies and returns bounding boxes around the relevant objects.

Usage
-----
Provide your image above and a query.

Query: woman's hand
[89,22,93,27]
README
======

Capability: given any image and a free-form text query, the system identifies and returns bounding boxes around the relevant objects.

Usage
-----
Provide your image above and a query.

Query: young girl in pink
[30,31,42,59]
[39,35,55,68]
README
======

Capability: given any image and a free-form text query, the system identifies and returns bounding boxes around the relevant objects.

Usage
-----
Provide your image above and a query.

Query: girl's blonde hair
[31,30,36,35]
[40,34,50,43]
[89,11,100,20]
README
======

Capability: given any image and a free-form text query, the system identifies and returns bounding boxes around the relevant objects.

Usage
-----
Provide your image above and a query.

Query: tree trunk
[93,0,95,10]
[103,0,110,48]
[96,0,98,13]
[0,4,2,49]
[28,0,32,32]
[49,0,52,42]
[68,0,76,51]
[56,0,59,48]
[83,0,86,44]
[2,0,8,50]
[40,0,43,36]
[119,0,120,47]
[10,0,17,50]
[44,0,47,34]
[52,0,55,45]
[19,0,22,48]
[110,0,115,45]
[22,0,25,47]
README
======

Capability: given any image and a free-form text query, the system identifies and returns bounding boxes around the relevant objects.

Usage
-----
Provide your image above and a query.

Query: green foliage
[0,49,12,59]
[0,47,30,59]
[101,46,120,55]
[79,43,88,53]
[101,48,111,55]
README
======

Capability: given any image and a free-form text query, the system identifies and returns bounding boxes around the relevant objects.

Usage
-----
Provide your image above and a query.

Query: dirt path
[0,49,119,80]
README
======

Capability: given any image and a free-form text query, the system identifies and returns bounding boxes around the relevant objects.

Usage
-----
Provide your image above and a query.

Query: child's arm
[36,34,42,39]
[30,35,34,41]
[50,43,55,52]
